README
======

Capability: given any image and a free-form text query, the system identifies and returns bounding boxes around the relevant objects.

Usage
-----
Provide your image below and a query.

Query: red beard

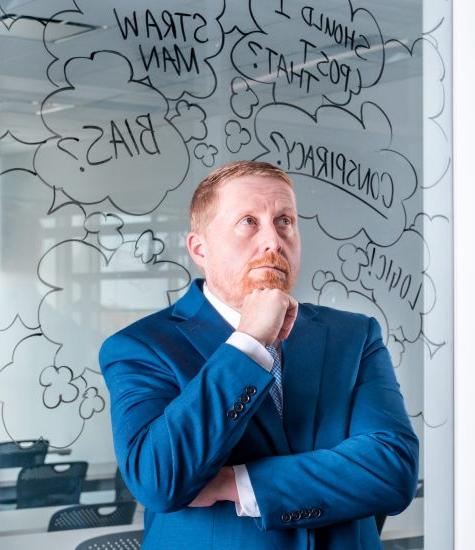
[240,250,292,295]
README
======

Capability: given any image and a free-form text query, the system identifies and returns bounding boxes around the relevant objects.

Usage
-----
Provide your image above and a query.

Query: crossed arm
[99,317,418,531]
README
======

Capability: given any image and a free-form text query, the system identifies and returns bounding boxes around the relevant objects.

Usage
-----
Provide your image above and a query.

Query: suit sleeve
[99,332,274,513]
[245,316,419,531]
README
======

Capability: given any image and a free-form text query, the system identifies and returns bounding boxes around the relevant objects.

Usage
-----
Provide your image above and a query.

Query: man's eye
[241,217,256,225]
[279,217,292,225]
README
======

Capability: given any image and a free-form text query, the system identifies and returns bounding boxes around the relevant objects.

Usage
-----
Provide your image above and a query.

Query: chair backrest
[16,461,88,508]
[48,501,137,532]
[0,439,49,468]
[114,467,134,502]
[75,529,143,550]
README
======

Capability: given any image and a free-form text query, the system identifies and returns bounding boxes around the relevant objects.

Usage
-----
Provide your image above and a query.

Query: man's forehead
[218,175,297,205]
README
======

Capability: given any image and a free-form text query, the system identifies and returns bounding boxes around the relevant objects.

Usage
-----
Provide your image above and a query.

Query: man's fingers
[278,297,298,340]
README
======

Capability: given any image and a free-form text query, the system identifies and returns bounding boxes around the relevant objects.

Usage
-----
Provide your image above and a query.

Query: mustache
[246,251,290,274]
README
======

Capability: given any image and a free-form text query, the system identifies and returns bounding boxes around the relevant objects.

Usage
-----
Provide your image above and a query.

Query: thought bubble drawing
[255,101,417,246]
[194,142,218,167]
[356,229,436,343]
[0,171,85,329]
[0,317,40,371]
[34,51,189,215]
[0,135,41,177]
[225,120,251,154]
[0,334,82,448]
[0,333,108,448]
[0,14,53,144]
[84,212,124,252]
[338,243,369,281]
[382,38,449,189]
[219,2,256,34]
[40,365,79,408]
[410,213,450,350]
[169,100,207,142]
[134,231,165,264]
[312,271,389,343]
[79,387,105,420]
[231,0,385,106]
[46,1,225,100]
[37,239,191,377]
[230,77,259,119]
[387,334,405,369]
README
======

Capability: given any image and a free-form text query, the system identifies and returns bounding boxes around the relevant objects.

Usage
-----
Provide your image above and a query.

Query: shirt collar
[203,281,241,329]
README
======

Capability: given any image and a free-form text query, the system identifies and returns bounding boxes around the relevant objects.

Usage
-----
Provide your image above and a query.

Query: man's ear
[186,231,206,271]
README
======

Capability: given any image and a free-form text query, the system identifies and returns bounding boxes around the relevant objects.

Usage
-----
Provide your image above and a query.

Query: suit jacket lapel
[281,309,328,454]
[172,279,291,455]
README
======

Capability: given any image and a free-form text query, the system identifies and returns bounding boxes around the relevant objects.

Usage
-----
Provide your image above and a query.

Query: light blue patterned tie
[266,341,283,417]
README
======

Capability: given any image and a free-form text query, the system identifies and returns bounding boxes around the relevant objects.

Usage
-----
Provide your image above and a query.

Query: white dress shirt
[202,281,276,517]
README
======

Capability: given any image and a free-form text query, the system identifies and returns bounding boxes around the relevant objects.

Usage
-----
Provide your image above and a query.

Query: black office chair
[16,461,88,508]
[48,501,137,532]
[0,439,49,468]
[75,529,143,549]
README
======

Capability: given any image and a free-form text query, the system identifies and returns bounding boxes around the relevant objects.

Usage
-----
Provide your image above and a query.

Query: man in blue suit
[99,160,418,549]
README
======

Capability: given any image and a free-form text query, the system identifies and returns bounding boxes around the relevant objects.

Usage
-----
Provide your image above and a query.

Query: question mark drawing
[57,137,84,172]
[248,41,263,69]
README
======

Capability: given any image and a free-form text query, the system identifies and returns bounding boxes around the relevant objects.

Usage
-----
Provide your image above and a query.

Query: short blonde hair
[189,160,293,233]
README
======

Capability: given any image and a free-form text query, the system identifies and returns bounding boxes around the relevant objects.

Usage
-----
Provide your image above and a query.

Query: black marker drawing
[0,316,41,372]
[348,229,436,344]
[36,237,191,377]
[135,230,165,264]
[408,212,450,353]
[169,100,208,143]
[387,334,405,369]
[79,387,106,420]
[40,365,80,408]
[337,243,369,281]
[45,0,226,101]
[0,11,54,145]
[254,101,417,246]
[230,76,259,119]
[383,37,449,190]
[0,135,42,177]
[218,1,256,35]
[194,142,218,167]
[84,212,125,252]
[0,171,81,330]
[231,0,385,107]
[311,269,391,345]
[225,120,251,153]
[34,50,190,215]
[0,333,86,449]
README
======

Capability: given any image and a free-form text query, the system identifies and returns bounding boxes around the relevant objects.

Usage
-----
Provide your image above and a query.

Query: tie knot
[266,340,280,351]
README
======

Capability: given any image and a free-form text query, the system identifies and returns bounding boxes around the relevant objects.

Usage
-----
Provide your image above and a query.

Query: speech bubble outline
[254,100,418,246]
[34,50,190,215]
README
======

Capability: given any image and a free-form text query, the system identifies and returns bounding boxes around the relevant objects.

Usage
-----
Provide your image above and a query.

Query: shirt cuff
[232,464,261,517]
[226,332,273,372]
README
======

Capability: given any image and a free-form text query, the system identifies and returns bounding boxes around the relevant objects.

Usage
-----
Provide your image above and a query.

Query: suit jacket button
[234,402,244,412]
[291,511,301,521]
[245,385,257,395]
[310,508,323,518]
[281,512,291,523]
[239,394,251,404]
[227,410,238,420]
[301,509,311,518]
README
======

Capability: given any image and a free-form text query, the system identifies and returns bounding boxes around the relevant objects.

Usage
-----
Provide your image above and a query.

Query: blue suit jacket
[99,278,418,549]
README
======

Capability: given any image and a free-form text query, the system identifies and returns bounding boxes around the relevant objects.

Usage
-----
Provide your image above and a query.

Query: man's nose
[260,222,283,252]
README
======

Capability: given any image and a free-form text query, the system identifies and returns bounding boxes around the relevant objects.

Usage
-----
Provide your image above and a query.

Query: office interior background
[0,0,473,548]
